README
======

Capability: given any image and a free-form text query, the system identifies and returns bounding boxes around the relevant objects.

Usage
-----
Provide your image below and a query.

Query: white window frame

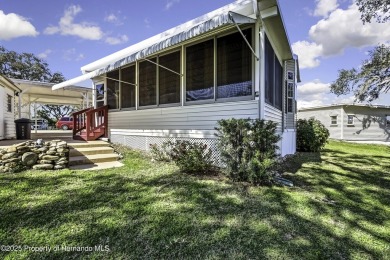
[330,115,338,125]
[347,114,355,125]
[6,94,12,112]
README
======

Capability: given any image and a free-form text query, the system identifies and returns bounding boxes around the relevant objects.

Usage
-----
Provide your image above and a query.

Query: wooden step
[69,153,119,166]
[69,146,114,156]
[68,140,110,149]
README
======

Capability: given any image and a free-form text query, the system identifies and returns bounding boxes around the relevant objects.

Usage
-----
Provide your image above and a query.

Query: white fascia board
[51,71,97,90]
[260,6,278,19]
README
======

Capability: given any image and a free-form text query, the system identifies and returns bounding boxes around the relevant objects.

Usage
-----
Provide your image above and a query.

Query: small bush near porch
[0,141,389,259]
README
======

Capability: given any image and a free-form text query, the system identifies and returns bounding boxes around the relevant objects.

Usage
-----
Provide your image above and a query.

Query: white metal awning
[52,11,256,90]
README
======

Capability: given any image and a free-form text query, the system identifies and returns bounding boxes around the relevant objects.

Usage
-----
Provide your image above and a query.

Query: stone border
[0,140,69,173]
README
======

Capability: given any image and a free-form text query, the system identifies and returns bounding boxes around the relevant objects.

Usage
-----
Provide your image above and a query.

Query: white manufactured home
[0,75,21,139]
[53,0,300,158]
[298,104,390,142]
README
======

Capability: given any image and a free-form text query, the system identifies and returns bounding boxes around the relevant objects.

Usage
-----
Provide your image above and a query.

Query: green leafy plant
[297,118,330,152]
[150,140,215,174]
[215,118,281,185]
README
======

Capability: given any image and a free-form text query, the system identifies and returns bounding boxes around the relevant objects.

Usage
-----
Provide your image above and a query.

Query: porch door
[95,82,105,108]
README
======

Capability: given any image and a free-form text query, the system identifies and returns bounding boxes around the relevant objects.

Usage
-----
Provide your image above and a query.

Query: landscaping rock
[40,160,53,164]
[17,146,30,153]
[6,147,17,153]
[22,152,38,166]
[56,141,67,147]
[2,152,17,160]
[0,139,69,173]
[33,164,54,170]
[42,155,60,161]
[38,147,48,153]
[5,162,18,168]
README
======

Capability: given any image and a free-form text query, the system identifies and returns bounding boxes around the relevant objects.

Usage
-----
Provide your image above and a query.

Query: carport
[10,78,92,134]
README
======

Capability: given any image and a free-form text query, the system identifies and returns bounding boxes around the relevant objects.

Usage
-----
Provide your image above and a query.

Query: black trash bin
[15,118,31,140]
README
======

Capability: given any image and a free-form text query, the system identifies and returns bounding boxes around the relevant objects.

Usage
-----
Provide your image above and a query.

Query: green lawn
[0,141,389,259]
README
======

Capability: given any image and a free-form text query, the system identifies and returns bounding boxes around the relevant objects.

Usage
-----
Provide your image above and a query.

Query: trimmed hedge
[297,118,330,152]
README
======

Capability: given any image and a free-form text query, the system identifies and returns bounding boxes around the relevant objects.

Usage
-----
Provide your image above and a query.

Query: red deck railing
[72,105,108,141]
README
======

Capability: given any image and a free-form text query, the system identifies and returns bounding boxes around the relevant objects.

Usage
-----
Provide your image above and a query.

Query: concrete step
[69,153,119,166]
[69,146,114,156]
[69,161,124,171]
[68,140,110,149]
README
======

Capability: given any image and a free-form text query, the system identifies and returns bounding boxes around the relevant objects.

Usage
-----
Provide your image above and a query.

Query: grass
[0,140,389,259]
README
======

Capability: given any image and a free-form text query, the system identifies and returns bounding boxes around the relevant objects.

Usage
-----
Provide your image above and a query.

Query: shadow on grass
[0,143,389,259]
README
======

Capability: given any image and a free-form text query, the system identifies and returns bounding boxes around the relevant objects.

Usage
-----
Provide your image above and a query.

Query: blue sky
[0,0,389,108]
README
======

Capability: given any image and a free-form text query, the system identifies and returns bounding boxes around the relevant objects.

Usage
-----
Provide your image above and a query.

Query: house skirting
[110,128,296,165]
[110,129,221,164]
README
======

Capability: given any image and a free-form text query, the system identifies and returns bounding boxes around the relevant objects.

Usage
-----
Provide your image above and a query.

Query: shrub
[297,118,330,152]
[149,140,215,174]
[215,118,281,185]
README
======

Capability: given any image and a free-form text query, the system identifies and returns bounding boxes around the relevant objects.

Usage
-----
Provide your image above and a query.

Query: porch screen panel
[217,29,252,99]
[121,65,136,108]
[139,58,157,106]
[265,35,274,105]
[186,40,214,101]
[107,69,120,109]
[159,51,180,104]
[264,34,283,110]
[274,59,283,110]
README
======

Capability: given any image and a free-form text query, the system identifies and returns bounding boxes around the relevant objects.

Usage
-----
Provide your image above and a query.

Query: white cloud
[37,49,52,59]
[144,18,151,28]
[298,80,330,95]
[104,12,125,26]
[105,14,118,23]
[63,48,84,61]
[105,34,128,45]
[309,4,390,56]
[297,80,331,108]
[293,3,390,69]
[296,80,363,109]
[0,10,38,40]
[44,5,103,40]
[292,41,323,69]
[313,0,339,18]
[165,0,180,10]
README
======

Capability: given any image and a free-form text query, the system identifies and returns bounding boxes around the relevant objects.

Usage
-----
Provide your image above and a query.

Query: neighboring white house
[53,0,300,157]
[298,104,390,142]
[0,75,21,139]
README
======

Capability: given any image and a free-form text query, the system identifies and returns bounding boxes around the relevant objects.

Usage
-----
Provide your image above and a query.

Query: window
[217,29,252,99]
[186,40,214,101]
[96,83,105,108]
[386,115,390,128]
[265,34,283,110]
[330,116,337,125]
[286,82,294,113]
[7,94,12,112]
[121,65,136,109]
[159,51,181,105]
[139,58,157,106]
[347,115,354,125]
[107,70,120,109]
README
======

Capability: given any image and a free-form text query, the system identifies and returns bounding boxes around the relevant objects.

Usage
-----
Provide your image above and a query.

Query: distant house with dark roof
[298,104,390,142]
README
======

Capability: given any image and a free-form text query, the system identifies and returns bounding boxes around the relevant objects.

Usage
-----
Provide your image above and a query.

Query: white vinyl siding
[264,103,282,132]
[299,106,390,141]
[108,100,259,134]
[4,88,16,139]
